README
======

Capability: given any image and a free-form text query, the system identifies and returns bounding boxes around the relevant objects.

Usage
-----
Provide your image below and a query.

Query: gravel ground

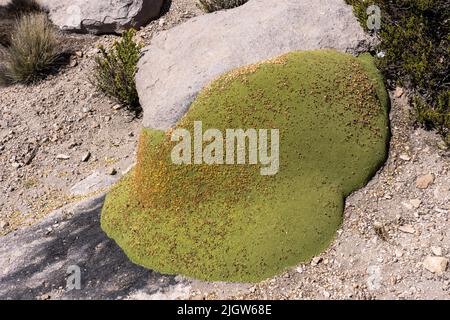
[0,0,449,300]
[0,0,203,234]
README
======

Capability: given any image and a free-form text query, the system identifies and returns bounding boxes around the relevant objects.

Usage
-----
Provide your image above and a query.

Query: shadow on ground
[0,195,187,300]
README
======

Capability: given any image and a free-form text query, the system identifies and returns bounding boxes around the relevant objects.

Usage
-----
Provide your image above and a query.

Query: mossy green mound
[101,50,390,282]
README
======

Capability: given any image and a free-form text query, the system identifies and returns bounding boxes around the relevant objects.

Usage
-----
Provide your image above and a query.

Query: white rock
[398,225,415,234]
[311,257,323,266]
[395,249,403,258]
[38,0,164,34]
[431,246,443,257]
[394,87,404,98]
[81,152,91,162]
[56,154,70,160]
[0,221,9,230]
[410,199,422,209]
[399,154,411,161]
[423,256,448,274]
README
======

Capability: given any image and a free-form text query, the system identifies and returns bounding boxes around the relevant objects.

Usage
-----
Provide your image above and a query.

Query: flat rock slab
[0,195,190,299]
[137,0,375,129]
[38,0,163,34]
[69,170,121,197]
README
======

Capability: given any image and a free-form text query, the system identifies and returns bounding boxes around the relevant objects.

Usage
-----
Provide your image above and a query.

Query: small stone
[415,174,434,189]
[159,18,165,27]
[56,154,70,160]
[394,87,404,98]
[11,162,22,169]
[395,249,403,258]
[410,199,422,209]
[311,257,323,266]
[423,256,448,274]
[113,104,123,111]
[39,294,51,300]
[109,168,118,176]
[398,225,415,234]
[75,50,83,58]
[0,221,10,230]
[399,154,411,161]
[431,246,443,257]
[69,58,78,67]
[81,152,91,162]
[377,51,385,58]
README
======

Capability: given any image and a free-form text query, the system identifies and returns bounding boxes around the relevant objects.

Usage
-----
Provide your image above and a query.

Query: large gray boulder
[38,0,164,34]
[136,0,375,130]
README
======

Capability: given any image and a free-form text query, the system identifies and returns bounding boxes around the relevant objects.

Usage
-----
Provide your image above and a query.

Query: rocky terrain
[0,0,448,300]
[0,0,202,234]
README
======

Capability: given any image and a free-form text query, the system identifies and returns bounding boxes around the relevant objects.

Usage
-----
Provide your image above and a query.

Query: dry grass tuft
[0,12,59,85]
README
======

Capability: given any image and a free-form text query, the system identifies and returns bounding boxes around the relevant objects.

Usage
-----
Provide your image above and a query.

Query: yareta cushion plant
[101,50,390,282]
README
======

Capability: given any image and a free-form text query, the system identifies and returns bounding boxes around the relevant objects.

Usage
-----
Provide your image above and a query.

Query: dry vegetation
[0,12,59,85]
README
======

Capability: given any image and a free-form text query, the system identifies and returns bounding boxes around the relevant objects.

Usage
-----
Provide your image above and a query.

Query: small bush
[196,0,248,13]
[5,0,44,14]
[93,29,142,112]
[345,0,449,143]
[0,0,44,47]
[0,12,59,85]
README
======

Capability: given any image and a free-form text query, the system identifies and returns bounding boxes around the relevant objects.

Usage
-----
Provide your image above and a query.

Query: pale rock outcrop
[38,0,164,34]
[136,0,375,129]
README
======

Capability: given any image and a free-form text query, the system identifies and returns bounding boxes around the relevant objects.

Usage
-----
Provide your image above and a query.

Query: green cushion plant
[101,50,390,282]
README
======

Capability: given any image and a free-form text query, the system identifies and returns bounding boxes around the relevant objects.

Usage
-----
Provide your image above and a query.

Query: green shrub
[196,0,248,13]
[0,12,59,85]
[345,0,449,142]
[94,29,142,112]
[415,92,450,144]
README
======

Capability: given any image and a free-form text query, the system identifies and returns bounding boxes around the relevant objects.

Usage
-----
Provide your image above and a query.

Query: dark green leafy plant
[196,0,248,13]
[94,29,142,113]
[346,0,449,143]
